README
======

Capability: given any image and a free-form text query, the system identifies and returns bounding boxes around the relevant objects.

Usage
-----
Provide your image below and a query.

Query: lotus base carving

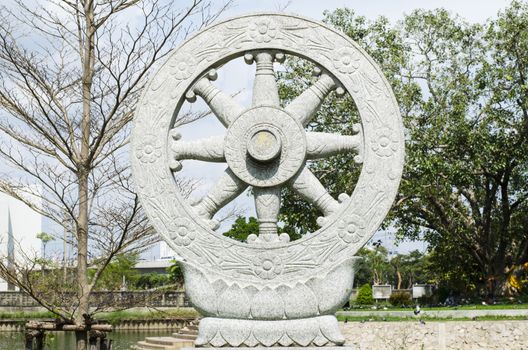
[195,315,346,347]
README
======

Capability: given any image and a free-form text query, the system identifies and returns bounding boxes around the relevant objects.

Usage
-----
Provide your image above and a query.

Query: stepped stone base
[134,324,198,350]
[195,316,345,347]
[185,348,355,350]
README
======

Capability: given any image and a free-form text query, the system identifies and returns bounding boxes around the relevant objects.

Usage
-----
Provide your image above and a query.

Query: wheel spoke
[306,131,361,160]
[187,74,244,127]
[253,186,281,242]
[289,167,339,217]
[192,168,248,228]
[169,131,225,165]
[285,73,336,126]
[247,51,281,107]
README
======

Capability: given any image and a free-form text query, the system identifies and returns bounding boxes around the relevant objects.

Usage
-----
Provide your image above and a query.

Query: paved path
[337,308,528,318]
[341,320,528,349]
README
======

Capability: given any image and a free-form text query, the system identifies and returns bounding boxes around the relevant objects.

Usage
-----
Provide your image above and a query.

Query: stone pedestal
[195,316,344,347]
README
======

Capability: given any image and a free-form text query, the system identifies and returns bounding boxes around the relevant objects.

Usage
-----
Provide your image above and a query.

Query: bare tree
[0,0,231,348]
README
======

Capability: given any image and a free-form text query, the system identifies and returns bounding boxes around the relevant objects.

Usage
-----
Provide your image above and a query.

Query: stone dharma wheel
[132,13,404,348]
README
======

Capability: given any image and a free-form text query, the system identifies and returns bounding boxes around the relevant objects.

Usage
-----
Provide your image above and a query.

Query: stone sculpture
[131,13,404,348]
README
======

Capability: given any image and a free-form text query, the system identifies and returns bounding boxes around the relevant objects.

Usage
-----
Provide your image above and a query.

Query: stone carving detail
[135,134,162,164]
[224,106,307,189]
[169,53,197,80]
[131,13,405,349]
[167,218,196,247]
[181,258,357,320]
[371,126,399,158]
[333,47,362,74]
[337,215,366,244]
[252,254,284,280]
[249,18,278,43]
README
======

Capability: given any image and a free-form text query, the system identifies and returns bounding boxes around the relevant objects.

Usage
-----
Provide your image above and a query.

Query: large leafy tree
[279,2,528,297]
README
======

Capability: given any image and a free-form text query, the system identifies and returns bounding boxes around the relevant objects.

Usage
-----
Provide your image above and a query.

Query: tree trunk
[76,1,95,349]
[488,257,508,298]
[396,270,402,290]
[76,171,90,350]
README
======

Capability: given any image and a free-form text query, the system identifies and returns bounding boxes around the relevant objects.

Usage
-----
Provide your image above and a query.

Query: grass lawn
[0,308,200,322]
[336,314,528,322]
[346,303,528,311]
[0,310,56,320]
[94,308,199,324]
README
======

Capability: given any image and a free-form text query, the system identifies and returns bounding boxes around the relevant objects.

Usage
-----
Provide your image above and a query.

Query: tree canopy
[278,1,528,298]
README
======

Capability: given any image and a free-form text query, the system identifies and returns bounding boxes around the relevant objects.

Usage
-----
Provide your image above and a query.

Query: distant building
[159,241,176,260]
[141,240,176,262]
[0,191,43,291]
[135,259,172,275]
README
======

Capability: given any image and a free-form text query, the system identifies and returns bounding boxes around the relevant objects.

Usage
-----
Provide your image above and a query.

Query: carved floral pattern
[253,254,283,280]
[168,217,196,246]
[333,47,361,74]
[249,19,278,43]
[337,214,366,244]
[371,127,399,157]
[169,53,197,80]
[136,135,161,163]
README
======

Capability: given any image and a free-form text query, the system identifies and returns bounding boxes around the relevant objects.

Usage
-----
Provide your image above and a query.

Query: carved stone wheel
[132,13,404,346]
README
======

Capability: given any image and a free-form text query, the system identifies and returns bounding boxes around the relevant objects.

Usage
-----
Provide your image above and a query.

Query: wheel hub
[224,105,306,187]
[247,129,281,162]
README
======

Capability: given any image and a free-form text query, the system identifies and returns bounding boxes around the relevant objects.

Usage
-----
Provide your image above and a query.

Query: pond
[0,329,174,350]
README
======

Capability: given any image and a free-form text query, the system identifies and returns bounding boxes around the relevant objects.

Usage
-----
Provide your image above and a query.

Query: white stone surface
[131,12,404,347]
[341,321,528,350]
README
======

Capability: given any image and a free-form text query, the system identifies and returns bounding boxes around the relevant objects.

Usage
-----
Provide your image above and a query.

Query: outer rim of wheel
[131,13,404,284]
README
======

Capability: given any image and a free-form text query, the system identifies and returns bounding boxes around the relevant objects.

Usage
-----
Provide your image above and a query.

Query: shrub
[355,284,375,305]
[134,273,170,290]
[389,291,412,307]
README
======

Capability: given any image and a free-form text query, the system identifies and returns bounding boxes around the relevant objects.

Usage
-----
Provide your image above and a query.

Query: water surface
[0,329,173,349]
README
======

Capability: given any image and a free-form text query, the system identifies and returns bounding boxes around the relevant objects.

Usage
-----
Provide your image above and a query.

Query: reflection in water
[0,329,174,350]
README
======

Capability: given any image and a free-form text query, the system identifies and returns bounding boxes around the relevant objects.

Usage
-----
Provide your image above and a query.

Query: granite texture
[131,12,404,348]
[341,321,528,350]
[196,316,345,347]
[184,348,356,350]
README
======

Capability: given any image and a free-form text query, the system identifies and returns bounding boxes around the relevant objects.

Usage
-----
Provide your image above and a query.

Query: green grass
[420,304,528,311]
[94,308,199,324]
[0,311,56,320]
[0,308,199,324]
[337,314,528,322]
[346,303,528,311]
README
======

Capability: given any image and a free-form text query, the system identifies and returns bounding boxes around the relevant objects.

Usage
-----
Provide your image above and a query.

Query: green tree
[167,260,184,288]
[224,217,259,242]
[353,248,374,287]
[278,3,528,298]
[36,232,54,260]
[355,283,375,305]
[135,273,170,290]
[224,216,302,242]
[393,3,528,298]
[390,250,433,289]
[355,245,392,285]
[89,253,139,291]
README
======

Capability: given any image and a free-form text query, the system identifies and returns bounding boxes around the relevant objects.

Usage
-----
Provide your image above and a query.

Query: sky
[222,0,510,23]
[26,0,516,258]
